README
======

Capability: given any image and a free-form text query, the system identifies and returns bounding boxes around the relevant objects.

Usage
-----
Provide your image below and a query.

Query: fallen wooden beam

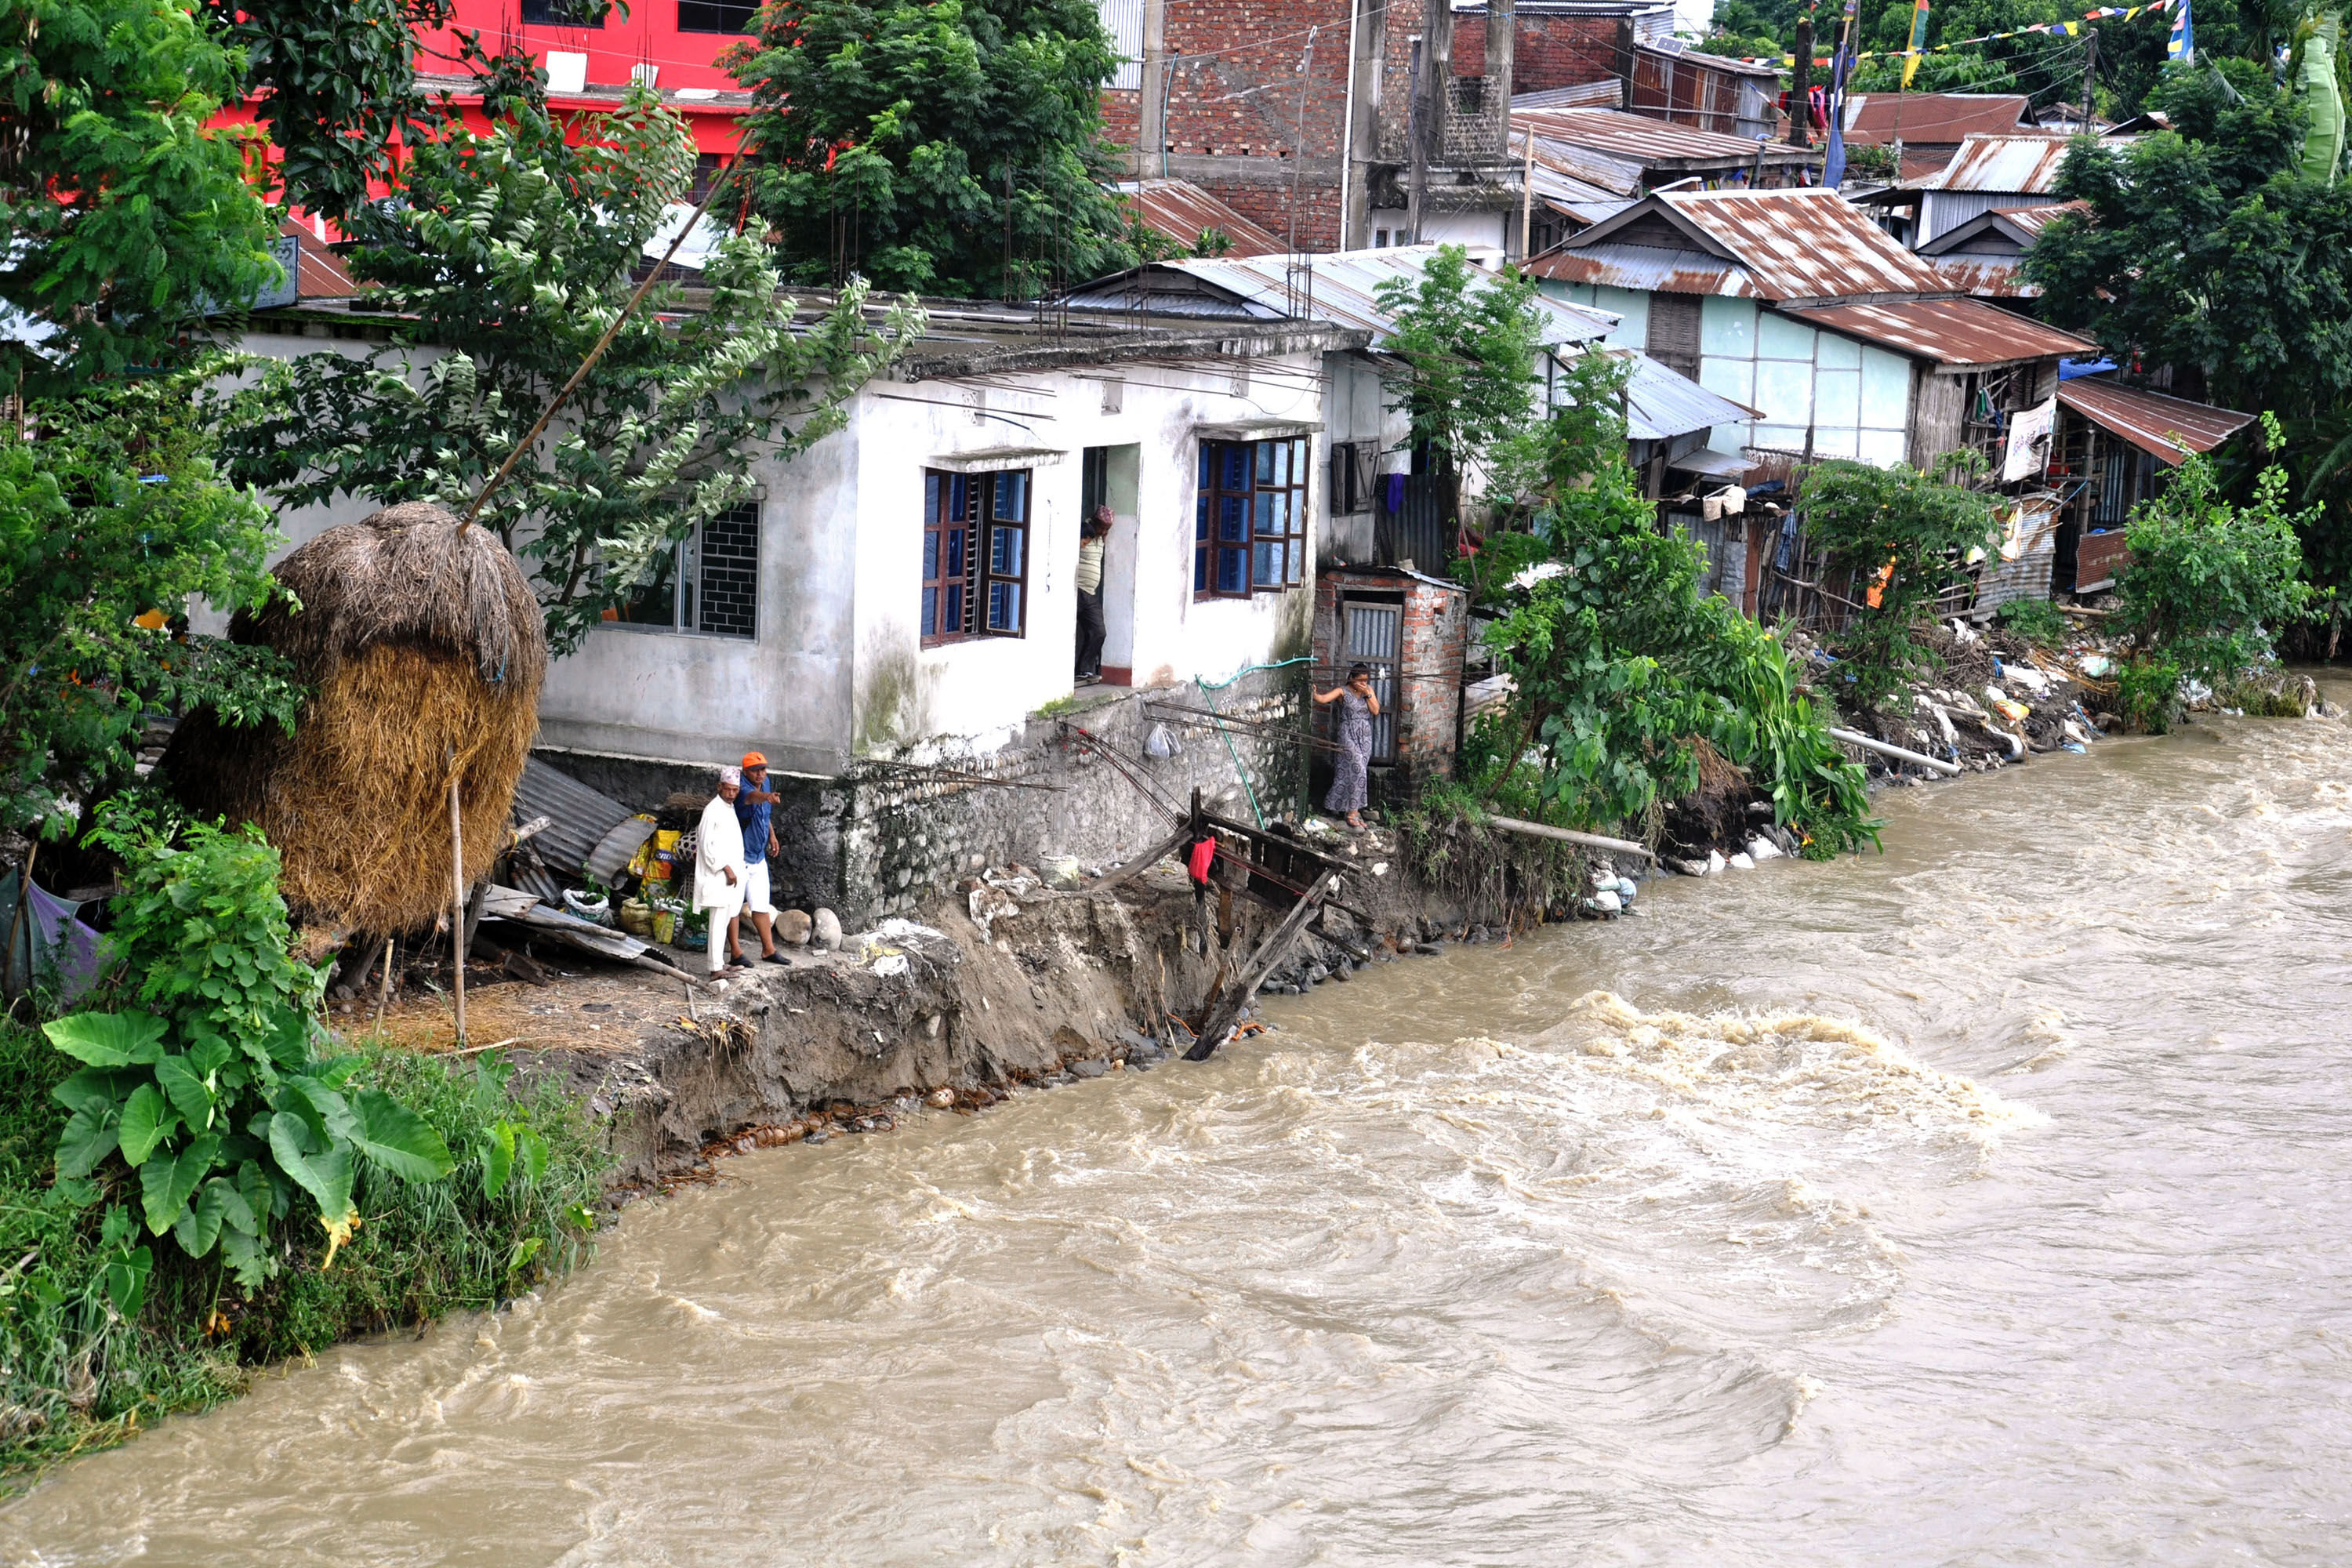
[1826,726,1962,777]
[1082,826,1193,898]
[1484,816,1655,859]
[1185,870,1338,1062]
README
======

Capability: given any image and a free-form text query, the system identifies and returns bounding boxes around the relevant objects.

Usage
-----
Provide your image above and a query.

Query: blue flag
[1822,48,1853,187]
[2168,0,2193,61]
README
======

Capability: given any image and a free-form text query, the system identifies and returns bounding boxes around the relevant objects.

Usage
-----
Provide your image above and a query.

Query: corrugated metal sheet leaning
[2056,379,2256,462]
[510,757,658,888]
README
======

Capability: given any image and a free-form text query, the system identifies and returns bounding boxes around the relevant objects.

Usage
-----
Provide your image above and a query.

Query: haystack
[164,502,546,933]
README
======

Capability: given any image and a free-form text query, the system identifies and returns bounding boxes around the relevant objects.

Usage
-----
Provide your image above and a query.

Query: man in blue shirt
[734,751,786,964]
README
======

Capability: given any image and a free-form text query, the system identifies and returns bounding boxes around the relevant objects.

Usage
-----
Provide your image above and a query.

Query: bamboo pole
[448,772,467,1046]
[1484,815,1656,858]
[1826,726,1962,777]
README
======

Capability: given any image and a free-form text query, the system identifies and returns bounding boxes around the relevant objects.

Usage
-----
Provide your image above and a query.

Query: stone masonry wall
[540,666,1312,930]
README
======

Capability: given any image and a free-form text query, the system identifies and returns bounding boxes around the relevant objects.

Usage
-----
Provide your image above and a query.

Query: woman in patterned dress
[1313,662,1380,830]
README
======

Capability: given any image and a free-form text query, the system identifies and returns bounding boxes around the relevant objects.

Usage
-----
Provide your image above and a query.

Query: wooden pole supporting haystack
[448,771,467,1045]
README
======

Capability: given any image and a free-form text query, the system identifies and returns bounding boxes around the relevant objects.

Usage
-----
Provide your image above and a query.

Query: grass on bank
[0,1018,608,1483]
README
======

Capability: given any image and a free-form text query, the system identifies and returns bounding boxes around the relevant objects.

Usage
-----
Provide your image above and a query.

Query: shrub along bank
[0,804,604,1480]
[1438,355,1878,864]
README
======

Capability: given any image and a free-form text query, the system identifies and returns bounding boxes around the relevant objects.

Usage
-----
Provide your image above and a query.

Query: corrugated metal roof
[1135,245,1620,347]
[1620,350,1759,438]
[2057,378,2255,463]
[1920,132,2075,194]
[1925,256,2034,298]
[1657,188,1947,299]
[511,757,656,886]
[1511,107,1809,168]
[1998,200,2084,238]
[1115,180,1287,258]
[1842,93,2032,146]
[1635,39,1784,77]
[1783,298,2096,365]
[1531,240,1758,296]
[1513,80,1624,111]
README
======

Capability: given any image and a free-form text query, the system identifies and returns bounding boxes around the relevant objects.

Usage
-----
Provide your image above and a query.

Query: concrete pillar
[1345,0,1386,249]
[1137,0,1169,179]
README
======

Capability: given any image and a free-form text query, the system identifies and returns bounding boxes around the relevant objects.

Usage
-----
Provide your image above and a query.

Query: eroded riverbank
[8,701,2351,1566]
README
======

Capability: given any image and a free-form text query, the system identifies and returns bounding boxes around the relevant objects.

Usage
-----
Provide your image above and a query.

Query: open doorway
[1081,444,1141,685]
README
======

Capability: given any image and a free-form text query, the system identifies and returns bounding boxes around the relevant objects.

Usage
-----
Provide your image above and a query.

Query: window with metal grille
[923,470,1029,644]
[1196,437,1308,599]
[677,0,757,31]
[609,503,760,638]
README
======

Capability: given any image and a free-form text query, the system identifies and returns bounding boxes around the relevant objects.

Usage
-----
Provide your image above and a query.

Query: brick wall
[1101,86,1142,146]
[1452,13,1631,93]
[1312,568,1466,807]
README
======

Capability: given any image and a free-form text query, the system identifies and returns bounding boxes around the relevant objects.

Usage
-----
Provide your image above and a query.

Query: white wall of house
[1548,282,1650,350]
[846,351,1328,757]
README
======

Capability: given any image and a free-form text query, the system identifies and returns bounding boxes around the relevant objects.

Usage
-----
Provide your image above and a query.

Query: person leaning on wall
[1074,504,1111,684]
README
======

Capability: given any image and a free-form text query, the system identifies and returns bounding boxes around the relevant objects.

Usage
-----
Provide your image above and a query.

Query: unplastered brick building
[1095,0,1681,254]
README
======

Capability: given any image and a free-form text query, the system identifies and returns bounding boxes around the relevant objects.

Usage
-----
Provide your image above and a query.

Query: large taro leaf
[55,1105,121,1181]
[348,1090,454,1182]
[42,1012,166,1067]
[116,1084,179,1168]
[268,1111,354,1229]
[140,1134,221,1237]
[153,1054,216,1133]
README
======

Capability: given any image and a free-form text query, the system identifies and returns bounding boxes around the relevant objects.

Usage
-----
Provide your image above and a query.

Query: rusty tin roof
[1919,132,2076,194]
[1783,298,2095,365]
[1116,180,1287,258]
[1543,188,1947,302]
[1511,107,1814,169]
[1923,256,2034,298]
[1841,93,2033,147]
[2057,379,2255,462]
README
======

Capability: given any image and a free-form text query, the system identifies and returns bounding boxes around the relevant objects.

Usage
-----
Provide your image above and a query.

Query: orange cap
[741,751,767,769]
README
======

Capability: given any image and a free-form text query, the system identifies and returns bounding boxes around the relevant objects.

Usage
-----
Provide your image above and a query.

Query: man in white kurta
[693,768,749,976]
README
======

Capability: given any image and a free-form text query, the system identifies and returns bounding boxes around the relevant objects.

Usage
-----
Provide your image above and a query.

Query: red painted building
[219,0,756,231]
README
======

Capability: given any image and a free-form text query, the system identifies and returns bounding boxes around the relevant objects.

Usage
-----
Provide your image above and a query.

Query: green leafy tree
[1798,453,2001,708]
[1468,356,1876,855]
[0,0,278,383]
[2026,64,2352,586]
[2118,414,2315,678]
[728,0,1139,296]
[215,64,924,655]
[198,0,463,220]
[0,369,302,837]
[1372,246,1546,528]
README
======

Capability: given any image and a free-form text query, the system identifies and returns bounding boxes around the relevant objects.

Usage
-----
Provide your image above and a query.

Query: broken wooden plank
[1185,869,1339,1062]
[1082,825,1194,898]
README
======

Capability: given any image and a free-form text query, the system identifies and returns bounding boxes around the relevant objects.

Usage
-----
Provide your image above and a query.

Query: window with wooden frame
[922,469,1029,644]
[1195,437,1308,599]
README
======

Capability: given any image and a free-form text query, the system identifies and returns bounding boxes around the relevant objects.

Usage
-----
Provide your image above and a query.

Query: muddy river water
[8,701,2352,1566]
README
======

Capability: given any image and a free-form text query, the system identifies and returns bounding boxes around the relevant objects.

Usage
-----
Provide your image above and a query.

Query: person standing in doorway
[1074,504,1111,684]
[1312,662,1381,831]
[695,767,750,977]
[735,751,786,964]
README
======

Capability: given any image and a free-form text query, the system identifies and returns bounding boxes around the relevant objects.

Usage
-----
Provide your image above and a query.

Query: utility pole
[1788,14,1813,150]
[2078,27,2100,133]
[1408,0,1450,243]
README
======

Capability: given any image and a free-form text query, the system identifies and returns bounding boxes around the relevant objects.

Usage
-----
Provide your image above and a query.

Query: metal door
[1343,602,1400,762]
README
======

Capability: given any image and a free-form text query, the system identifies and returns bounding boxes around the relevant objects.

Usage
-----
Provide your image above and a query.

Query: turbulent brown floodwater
[9,696,2352,1566]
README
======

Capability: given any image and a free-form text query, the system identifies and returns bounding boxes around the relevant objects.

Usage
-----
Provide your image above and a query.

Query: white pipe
[1485,815,1656,858]
[1827,726,1962,776]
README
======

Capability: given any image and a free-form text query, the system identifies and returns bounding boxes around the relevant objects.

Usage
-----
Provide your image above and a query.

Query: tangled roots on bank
[1659,736,1756,859]
[163,503,546,935]
[1395,786,1591,926]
